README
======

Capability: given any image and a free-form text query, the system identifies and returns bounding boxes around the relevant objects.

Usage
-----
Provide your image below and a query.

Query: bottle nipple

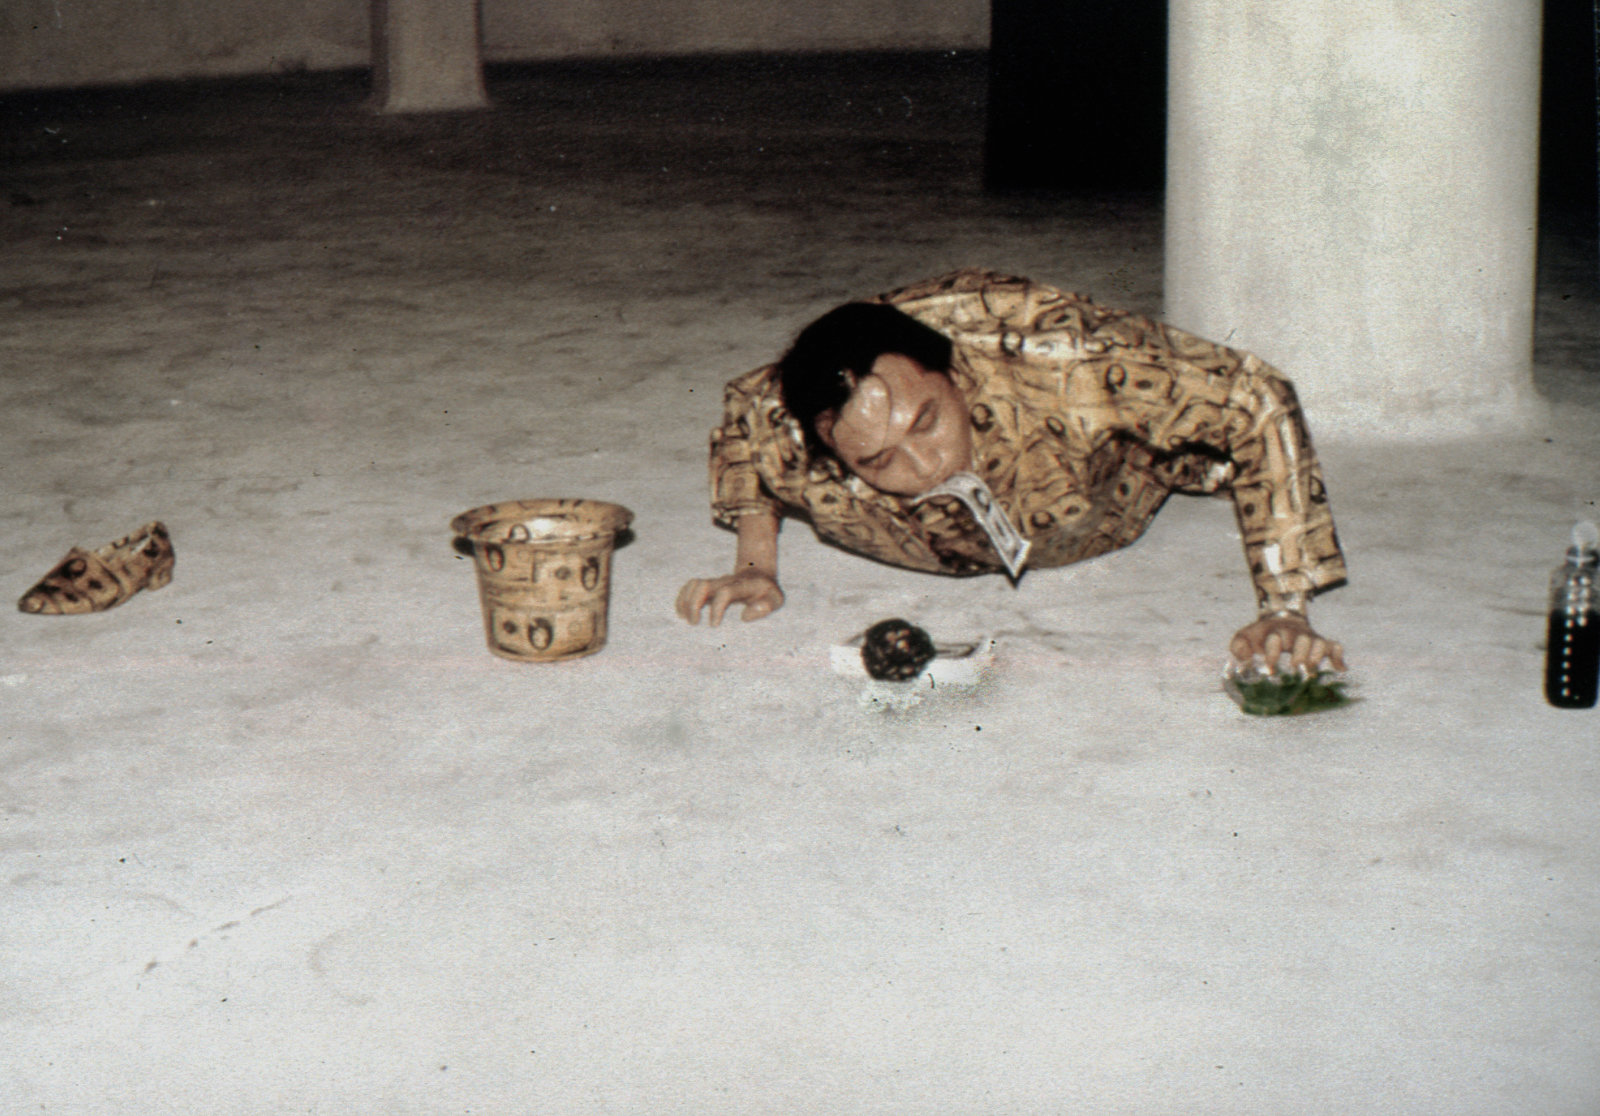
[1574,520,1600,556]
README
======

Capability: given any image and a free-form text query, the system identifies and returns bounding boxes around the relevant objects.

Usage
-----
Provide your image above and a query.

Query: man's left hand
[1229,613,1346,675]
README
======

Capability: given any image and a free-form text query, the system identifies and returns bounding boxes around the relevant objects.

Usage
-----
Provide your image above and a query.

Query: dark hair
[777,302,954,460]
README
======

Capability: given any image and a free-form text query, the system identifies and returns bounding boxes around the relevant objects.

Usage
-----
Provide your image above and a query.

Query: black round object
[861,618,937,681]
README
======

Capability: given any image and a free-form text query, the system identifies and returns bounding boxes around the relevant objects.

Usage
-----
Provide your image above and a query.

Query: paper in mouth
[911,471,1031,581]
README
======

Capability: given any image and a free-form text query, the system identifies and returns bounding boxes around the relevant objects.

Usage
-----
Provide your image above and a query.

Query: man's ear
[813,409,836,448]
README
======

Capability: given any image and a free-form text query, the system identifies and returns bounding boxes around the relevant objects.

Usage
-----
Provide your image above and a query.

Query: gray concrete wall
[0,0,989,92]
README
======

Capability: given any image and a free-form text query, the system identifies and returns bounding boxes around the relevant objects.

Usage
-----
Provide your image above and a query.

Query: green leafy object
[1226,670,1352,716]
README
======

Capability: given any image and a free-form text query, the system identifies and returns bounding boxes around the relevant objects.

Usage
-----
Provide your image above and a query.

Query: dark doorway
[983,0,1168,192]
[1540,0,1600,217]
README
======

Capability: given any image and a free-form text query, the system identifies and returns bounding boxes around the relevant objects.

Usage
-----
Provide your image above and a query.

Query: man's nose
[901,439,938,479]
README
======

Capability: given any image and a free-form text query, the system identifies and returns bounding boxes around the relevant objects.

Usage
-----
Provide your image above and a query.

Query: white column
[1164,0,1544,439]
[370,0,490,114]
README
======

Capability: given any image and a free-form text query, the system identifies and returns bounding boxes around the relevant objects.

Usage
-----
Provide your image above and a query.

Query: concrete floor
[2,55,1598,1115]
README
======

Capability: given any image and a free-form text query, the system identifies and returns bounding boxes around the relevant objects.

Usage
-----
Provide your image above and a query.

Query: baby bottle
[1546,520,1600,709]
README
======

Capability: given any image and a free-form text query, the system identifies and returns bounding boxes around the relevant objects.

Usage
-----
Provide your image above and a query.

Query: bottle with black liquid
[1546,520,1599,709]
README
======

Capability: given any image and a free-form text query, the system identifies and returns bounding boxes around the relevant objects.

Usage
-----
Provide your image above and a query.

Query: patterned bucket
[451,498,633,662]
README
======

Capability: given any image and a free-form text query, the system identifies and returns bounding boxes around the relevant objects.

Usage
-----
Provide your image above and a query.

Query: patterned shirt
[708,269,1347,613]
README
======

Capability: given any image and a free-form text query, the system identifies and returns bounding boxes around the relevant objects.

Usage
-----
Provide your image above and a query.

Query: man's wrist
[1256,590,1308,618]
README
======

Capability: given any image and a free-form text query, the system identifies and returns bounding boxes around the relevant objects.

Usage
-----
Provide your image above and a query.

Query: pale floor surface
[2,56,1598,1115]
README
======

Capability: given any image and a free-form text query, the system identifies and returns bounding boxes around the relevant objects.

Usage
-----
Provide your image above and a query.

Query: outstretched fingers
[1309,636,1347,673]
[676,573,785,626]
[707,582,738,627]
[1261,630,1283,667]
[739,589,781,622]
[675,578,713,624]
[1229,615,1347,675]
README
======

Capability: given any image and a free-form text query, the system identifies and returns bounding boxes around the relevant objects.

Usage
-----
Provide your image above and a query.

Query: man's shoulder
[875,268,1048,314]
[874,269,1109,331]
[724,362,780,399]
[720,363,802,444]
[875,268,1026,304]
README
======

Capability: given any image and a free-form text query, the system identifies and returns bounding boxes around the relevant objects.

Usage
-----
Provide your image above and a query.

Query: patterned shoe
[17,521,175,614]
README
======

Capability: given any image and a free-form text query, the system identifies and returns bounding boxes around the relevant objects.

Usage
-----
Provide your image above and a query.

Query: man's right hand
[675,571,785,626]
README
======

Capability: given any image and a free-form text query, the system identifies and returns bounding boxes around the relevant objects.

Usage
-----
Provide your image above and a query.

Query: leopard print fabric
[709,269,1346,613]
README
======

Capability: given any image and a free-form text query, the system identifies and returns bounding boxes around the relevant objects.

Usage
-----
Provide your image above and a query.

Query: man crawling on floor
[675,268,1348,675]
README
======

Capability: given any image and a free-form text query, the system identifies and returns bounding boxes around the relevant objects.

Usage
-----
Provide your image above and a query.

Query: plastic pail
[451,498,632,662]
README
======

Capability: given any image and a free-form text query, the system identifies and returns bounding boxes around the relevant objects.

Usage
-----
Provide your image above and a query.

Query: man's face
[816,352,972,496]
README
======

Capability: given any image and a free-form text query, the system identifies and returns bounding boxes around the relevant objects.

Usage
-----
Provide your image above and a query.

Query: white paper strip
[912,471,1031,581]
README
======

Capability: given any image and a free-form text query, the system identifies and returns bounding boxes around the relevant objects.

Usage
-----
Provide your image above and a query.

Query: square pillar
[370,0,490,114]
[1164,0,1545,438]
